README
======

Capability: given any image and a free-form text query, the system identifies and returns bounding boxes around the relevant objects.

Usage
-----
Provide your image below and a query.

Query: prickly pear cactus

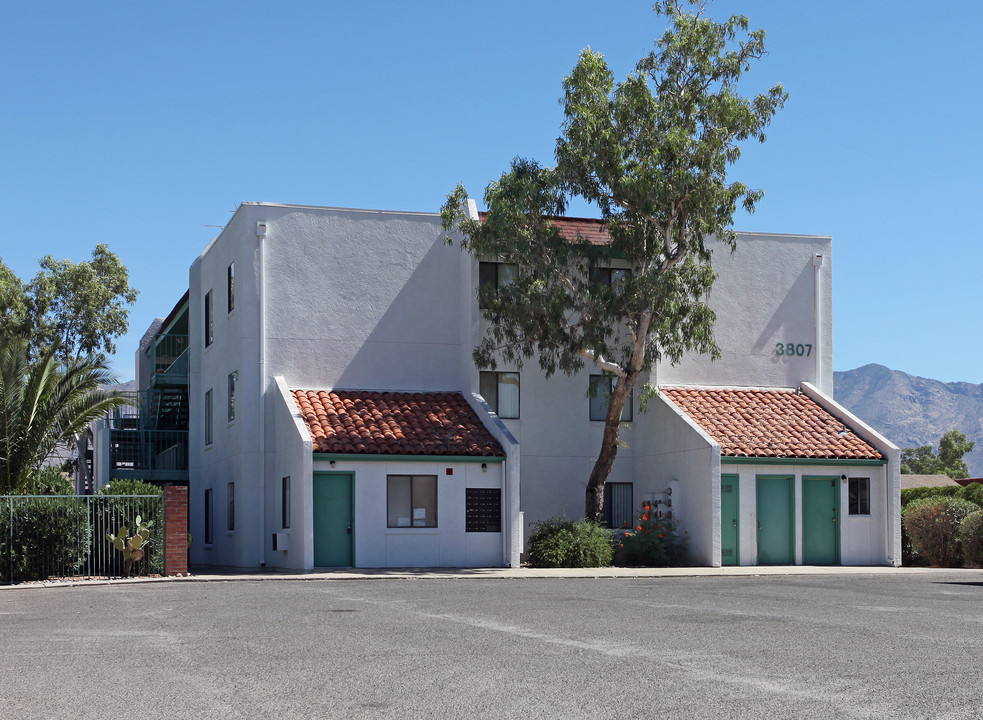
[107,515,155,576]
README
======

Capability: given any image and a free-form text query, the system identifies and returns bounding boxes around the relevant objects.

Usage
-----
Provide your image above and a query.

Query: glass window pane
[479,371,498,411]
[387,475,412,527]
[412,475,438,527]
[497,373,520,419]
[497,263,517,287]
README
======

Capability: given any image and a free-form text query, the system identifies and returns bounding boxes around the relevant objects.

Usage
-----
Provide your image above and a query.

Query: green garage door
[756,475,793,565]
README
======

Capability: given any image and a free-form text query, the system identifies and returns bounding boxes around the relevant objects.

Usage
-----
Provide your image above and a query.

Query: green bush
[97,479,164,576]
[959,482,983,508]
[0,495,90,583]
[618,503,688,567]
[957,511,983,567]
[901,484,983,510]
[903,497,979,567]
[527,517,614,568]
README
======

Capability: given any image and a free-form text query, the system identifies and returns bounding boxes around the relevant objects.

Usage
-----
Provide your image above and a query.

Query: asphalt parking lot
[2,570,982,719]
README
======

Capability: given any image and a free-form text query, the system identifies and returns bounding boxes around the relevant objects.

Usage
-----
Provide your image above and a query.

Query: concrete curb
[5,564,983,590]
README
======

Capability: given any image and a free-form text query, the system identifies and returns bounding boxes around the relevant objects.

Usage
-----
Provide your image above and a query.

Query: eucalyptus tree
[0,338,127,494]
[442,0,787,519]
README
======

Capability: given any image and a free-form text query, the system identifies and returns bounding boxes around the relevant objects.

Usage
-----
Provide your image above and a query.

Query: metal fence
[1,495,164,584]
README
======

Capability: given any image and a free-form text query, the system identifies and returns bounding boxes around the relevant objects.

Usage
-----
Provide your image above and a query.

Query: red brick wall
[163,485,189,576]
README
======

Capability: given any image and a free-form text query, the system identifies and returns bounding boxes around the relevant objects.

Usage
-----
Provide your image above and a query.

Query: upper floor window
[479,371,520,419]
[590,267,630,296]
[204,389,213,446]
[478,262,517,309]
[204,290,214,347]
[589,374,632,422]
[227,371,237,423]
[227,263,235,313]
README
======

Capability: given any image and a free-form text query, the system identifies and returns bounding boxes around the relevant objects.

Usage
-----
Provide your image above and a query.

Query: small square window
[479,371,520,419]
[387,475,437,528]
[478,261,517,309]
[849,477,870,515]
[590,267,630,296]
[589,374,632,422]
[204,290,214,347]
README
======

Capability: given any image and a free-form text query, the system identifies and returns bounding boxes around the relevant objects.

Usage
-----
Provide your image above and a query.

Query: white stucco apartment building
[162,200,900,571]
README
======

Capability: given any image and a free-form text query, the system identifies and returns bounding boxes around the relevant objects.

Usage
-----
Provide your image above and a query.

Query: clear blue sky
[2,1,981,383]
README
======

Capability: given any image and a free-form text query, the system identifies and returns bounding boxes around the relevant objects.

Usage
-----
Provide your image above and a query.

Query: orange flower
[641,515,649,521]
[636,525,642,531]
[659,533,664,538]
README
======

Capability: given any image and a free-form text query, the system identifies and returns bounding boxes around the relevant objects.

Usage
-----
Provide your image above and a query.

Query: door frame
[802,475,841,565]
[720,473,740,566]
[313,471,354,567]
[755,474,795,565]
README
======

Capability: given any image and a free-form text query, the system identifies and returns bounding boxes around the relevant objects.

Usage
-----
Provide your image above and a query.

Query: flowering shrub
[903,497,979,567]
[957,510,983,567]
[526,516,614,568]
[618,502,688,567]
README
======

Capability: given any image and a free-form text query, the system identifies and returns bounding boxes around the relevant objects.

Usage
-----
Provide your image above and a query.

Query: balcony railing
[110,429,189,472]
[149,334,188,385]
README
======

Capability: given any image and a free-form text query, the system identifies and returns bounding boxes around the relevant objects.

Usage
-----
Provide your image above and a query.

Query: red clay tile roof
[478,213,611,246]
[662,387,883,461]
[292,390,505,457]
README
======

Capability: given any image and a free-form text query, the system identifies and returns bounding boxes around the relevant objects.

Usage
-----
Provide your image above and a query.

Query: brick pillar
[163,485,189,576]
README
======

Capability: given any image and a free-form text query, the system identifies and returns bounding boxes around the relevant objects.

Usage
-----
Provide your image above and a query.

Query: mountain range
[834,364,983,478]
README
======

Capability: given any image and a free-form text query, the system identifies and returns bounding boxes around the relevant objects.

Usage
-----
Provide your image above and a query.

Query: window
[590,267,630,295]
[204,489,213,544]
[204,290,214,347]
[466,488,501,532]
[227,482,235,531]
[589,374,632,422]
[282,476,291,529]
[479,371,520,419]
[603,482,634,529]
[227,262,235,313]
[387,475,437,528]
[227,371,237,423]
[204,389,213,445]
[478,261,517,309]
[849,477,870,515]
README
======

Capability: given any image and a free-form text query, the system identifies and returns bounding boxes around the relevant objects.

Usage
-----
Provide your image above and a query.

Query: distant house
[900,474,961,490]
[99,201,901,569]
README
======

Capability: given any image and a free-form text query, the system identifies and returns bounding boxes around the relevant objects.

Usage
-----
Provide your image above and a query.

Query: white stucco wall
[658,233,834,394]
[311,457,505,568]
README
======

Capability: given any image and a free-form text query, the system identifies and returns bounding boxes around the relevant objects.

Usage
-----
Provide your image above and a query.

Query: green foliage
[0,338,127,493]
[23,466,75,495]
[900,484,983,509]
[442,0,786,519]
[903,497,979,567]
[526,517,615,568]
[107,514,154,577]
[957,511,983,568]
[0,245,137,360]
[97,479,164,576]
[901,430,975,479]
[618,502,688,567]
[0,495,90,583]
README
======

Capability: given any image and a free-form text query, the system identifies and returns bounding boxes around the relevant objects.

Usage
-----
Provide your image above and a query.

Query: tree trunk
[584,368,638,521]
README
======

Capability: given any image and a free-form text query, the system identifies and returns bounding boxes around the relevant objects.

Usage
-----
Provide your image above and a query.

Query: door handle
[347,521,352,534]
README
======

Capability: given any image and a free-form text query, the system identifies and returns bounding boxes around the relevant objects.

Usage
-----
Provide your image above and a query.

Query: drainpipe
[812,253,823,390]
[257,220,268,567]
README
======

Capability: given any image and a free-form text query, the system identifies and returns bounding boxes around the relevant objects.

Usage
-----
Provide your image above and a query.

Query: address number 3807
[775,343,812,357]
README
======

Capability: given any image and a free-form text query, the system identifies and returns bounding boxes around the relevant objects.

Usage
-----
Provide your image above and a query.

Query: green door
[720,474,740,566]
[313,472,353,567]
[802,477,839,565]
[756,475,793,564]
